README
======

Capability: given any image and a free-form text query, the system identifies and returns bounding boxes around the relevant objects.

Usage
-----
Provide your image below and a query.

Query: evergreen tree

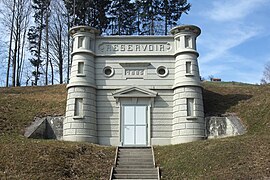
[160,0,191,35]
[63,0,110,33]
[107,0,136,35]
[138,0,161,35]
[29,0,51,85]
[28,26,42,85]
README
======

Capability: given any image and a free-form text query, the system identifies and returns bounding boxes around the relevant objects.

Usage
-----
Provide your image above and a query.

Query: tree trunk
[49,58,54,85]
[59,23,63,84]
[36,11,44,85]
[6,0,16,87]
[16,23,21,86]
[12,15,20,87]
[45,7,49,85]
[67,14,70,83]
[18,20,28,85]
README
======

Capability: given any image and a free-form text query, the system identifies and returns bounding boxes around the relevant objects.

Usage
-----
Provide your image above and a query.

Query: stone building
[63,25,205,146]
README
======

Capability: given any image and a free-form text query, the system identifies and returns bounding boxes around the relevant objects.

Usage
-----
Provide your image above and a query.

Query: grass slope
[0,82,269,179]
[0,85,114,179]
[155,82,270,179]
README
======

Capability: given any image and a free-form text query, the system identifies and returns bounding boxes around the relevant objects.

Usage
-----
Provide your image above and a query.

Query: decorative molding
[112,86,158,104]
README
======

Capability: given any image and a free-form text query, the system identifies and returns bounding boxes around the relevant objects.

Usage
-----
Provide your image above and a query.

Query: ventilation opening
[157,66,168,77]
[103,66,114,77]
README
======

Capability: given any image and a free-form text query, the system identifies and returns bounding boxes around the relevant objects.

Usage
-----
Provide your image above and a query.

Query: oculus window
[103,66,114,77]
[157,66,169,77]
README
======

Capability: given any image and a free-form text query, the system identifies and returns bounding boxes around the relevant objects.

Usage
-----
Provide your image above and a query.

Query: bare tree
[4,0,16,87]
[0,0,31,87]
[44,2,50,85]
[261,62,270,84]
[48,0,68,84]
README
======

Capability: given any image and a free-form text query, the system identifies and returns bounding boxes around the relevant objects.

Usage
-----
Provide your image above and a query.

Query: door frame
[118,98,152,147]
[121,104,149,146]
[112,86,157,147]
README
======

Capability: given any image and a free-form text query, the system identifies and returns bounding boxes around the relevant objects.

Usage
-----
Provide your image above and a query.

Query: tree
[0,0,31,87]
[160,0,191,35]
[4,0,16,87]
[261,62,270,84]
[48,0,69,84]
[108,0,136,35]
[139,0,161,35]
[29,0,51,85]
[44,0,51,85]
[28,26,42,85]
[63,0,110,33]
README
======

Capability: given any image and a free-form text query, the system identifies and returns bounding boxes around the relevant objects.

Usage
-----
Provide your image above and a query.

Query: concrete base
[171,136,205,144]
[63,135,97,143]
[151,138,171,146]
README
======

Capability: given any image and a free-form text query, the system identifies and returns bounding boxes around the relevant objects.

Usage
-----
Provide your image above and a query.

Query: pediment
[112,86,157,98]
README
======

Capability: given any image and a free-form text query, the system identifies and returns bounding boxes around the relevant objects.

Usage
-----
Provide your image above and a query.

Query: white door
[123,105,147,146]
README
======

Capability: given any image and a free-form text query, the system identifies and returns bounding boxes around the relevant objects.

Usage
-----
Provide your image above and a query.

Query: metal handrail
[109,146,119,180]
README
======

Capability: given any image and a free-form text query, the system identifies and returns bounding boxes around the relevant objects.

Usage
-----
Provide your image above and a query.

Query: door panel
[124,106,135,125]
[136,106,146,124]
[124,126,134,145]
[136,126,146,145]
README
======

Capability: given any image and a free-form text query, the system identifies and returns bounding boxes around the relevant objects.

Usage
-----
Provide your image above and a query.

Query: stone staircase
[110,147,160,180]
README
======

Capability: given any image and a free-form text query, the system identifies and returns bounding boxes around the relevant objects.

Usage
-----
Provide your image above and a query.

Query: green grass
[0,82,270,179]
[155,82,270,179]
[0,85,115,179]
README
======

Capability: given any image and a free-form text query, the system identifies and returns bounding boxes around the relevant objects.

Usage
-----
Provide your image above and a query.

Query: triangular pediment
[112,86,157,98]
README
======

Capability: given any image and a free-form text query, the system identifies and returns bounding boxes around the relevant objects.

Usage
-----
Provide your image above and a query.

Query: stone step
[114,168,158,175]
[117,155,153,159]
[118,150,152,153]
[113,179,158,180]
[118,153,152,157]
[117,161,153,166]
[116,164,155,168]
[113,174,158,179]
[111,147,159,179]
[118,148,151,152]
[118,158,153,162]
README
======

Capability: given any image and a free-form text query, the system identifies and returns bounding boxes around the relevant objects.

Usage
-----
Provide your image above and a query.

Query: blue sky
[180,0,270,83]
[1,0,269,86]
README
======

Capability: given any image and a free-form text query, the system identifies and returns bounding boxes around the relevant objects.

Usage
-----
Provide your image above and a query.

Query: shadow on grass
[203,89,252,116]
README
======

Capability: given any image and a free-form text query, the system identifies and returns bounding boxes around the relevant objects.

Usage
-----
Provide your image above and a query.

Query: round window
[157,66,168,77]
[103,66,114,77]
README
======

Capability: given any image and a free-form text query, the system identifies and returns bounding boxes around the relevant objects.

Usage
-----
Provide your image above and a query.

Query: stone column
[171,25,205,144]
[63,26,99,143]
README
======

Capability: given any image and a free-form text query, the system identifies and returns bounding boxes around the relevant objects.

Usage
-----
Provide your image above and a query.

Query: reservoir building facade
[63,25,205,146]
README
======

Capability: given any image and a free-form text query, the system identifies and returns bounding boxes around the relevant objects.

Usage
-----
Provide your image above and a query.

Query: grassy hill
[0,82,269,179]
[155,82,270,179]
[0,85,115,179]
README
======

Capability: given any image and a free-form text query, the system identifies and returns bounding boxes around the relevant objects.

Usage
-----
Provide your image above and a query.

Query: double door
[122,105,147,146]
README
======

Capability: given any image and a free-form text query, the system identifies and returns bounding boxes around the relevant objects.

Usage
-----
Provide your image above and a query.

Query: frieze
[98,42,171,53]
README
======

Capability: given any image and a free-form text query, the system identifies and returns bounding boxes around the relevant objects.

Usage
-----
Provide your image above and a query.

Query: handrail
[114,146,119,167]
[157,166,161,180]
[151,146,156,167]
[152,146,160,180]
[109,146,119,180]
[109,166,114,180]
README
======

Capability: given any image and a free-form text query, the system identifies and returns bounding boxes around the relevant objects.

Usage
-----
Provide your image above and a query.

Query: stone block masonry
[63,25,205,146]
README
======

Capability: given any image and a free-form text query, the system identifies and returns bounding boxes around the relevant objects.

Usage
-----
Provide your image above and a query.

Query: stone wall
[24,116,64,140]
[206,115,246,139]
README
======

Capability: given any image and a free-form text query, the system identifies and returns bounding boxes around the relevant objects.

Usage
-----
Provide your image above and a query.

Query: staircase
[110,147,160,180]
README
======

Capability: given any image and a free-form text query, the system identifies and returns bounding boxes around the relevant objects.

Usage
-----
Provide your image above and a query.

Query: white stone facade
[63,25,205,146]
